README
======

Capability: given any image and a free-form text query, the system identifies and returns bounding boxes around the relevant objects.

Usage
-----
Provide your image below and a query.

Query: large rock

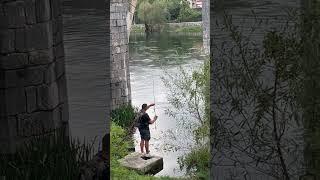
[118,152,163,175]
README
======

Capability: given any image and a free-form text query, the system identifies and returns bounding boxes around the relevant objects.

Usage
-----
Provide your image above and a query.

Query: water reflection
[211,0,320,179]
[63,8,107,151]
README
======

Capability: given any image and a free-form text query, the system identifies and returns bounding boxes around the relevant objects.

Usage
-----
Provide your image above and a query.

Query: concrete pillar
[0,0,69,154]
[202,0,210,55]
[110,0,131,110]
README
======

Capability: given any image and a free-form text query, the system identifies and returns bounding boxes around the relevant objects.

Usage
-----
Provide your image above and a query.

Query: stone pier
[202,0,210,55]
[110,0,131,110]
[0,0,69,153]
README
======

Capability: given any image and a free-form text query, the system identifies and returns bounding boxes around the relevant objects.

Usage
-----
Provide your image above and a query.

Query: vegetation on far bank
[131,24,203,34]
[135,0,202,33]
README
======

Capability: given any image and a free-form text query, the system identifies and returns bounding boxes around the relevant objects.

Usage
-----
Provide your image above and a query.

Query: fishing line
[153,79,157,130]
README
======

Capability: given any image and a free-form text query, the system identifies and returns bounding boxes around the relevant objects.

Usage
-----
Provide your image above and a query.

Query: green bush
[166,0,183,21]
[110,122,130,160]
[137,0,169,32]
[162,58,210,179]
[178,7,202,22]
[111,104,138,130]
[178,144,210,179]
[110,123,186,180]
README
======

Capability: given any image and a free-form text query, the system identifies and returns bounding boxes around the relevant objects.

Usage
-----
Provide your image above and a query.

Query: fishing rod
[153,79,157,130]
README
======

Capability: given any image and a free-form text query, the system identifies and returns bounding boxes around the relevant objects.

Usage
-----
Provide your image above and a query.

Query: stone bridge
[0,0,209,154]
[0,0,131,153]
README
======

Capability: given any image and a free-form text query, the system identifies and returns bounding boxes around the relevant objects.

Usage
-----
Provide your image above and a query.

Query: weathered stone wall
[110,0,131,110]
[0,0,69,153]
[202,0,210,55]
[71,0,105,10]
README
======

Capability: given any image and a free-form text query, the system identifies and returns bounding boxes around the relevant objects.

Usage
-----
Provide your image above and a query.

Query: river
[62,7,206,177]
[129,33,206,176]
[210,1,320,179]
[63,8,107,152]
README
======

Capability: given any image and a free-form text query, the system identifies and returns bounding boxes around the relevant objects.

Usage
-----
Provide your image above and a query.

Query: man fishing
[136,103,158,157]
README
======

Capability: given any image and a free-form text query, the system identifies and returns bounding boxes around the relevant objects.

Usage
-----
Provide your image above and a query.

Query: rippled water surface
[63,8,107,150]
[210,1,320,180]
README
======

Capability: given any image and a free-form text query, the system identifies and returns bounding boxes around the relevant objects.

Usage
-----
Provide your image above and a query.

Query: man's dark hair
[142,103,147,110]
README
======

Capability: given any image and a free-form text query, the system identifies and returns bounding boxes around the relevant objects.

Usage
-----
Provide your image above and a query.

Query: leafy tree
[166,0,183,21]
[177,1,202,22]
[162,59,210,179]
[137,0,169,33]
[211,8,320,179]
[135,0,202,26]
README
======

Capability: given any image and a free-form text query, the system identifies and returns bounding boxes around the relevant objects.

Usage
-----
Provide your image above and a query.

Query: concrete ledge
[118,152,163,175]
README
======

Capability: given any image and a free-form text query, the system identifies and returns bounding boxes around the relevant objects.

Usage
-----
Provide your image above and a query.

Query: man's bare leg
[140,139,145,153]
[145,140,150,154]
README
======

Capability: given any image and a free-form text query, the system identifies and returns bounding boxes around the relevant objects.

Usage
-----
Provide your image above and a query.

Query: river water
[63,8,108,152]
[61,0,320,179]
[211,1,320,179]
[62,8,206,177]
[129,33,206,176]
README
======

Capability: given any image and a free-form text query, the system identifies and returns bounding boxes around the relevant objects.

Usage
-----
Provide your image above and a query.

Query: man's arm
[145,103,155,111]
[149,115,158,124]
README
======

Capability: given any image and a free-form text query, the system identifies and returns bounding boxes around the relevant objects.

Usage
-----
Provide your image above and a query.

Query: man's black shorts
[139,128,150,140]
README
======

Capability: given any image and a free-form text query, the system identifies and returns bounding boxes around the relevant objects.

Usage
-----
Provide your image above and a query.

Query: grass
[173,26,203,33]
[0,128,95,180]
[178,144,210,179]
[111,104,138,130]
[110,122,189,180]
[0,103,205,179]
[110,105,192,179]
[131,25,145,33]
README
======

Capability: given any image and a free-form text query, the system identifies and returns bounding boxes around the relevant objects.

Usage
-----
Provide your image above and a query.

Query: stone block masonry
[202,0,210,55]
[0,0,69,154]
[110,0,131,110]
